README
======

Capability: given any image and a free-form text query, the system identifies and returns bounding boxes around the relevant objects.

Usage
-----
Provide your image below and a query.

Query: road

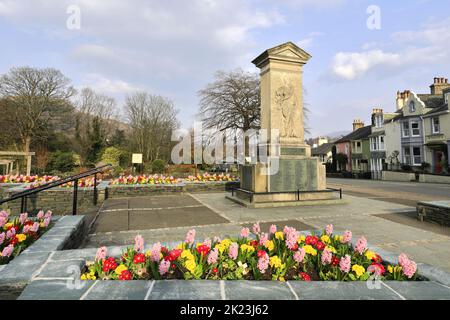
[327,178,450,207]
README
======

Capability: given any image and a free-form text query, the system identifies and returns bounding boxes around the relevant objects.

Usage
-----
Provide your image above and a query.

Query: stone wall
[417,201,450,227]
[1,185,107,216]
[381,171,416,182]
[106,181,240,199]
[418,174,450,184]
[1,181,240,214]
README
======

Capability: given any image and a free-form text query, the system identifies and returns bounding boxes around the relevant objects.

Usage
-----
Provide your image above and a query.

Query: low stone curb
[16,279,450,300]
[0,215,87,299]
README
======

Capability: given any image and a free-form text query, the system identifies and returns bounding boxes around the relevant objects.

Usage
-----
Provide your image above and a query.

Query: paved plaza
[84,180,450,273]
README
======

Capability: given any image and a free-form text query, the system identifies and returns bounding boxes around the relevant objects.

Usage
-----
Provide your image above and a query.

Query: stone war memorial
[229,42,336,207]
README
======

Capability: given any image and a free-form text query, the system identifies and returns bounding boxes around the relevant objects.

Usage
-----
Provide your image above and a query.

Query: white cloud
[79,73,143,96]
[297,31,325,49]
[330,18,450,80]
[331,50,400,80]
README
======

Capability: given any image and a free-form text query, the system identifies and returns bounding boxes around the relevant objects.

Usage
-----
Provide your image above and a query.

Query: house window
[413,147,422,165]
[403,147,411,165]
[371,138,378,151]
[411,121,420,136]
[402,122,410,137]
[432,117,440,134]
[380,136,385,150]
[409,101,416,113]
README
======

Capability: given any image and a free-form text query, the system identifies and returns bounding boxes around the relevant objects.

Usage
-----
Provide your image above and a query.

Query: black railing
[0,164,112,215]
[231,187,342,203]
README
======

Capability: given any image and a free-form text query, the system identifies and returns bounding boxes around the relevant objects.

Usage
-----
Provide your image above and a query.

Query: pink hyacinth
[151,242,162,262]
[203,238,212,249]
[30,222,39,233]
[19,212,28,225]
[0,210,9,219]
[398,253,409,266]
[285,231,298,250]
[321,249,332,265]
[44,210,52,219]
[294,248,306,263]
[240,227,250,238]
[257,252,269,274]
[23,225,31,234]
[36,210,44,219]
[134,235,144,252]
[95,246,107,261]
[339,255,351,273]
[159,260,170,276]
[228,242,238,260]
[1,244,14,258]
[269,225,277,234]
[325,224,333,236]
[355,236,367,255]
[0,216,6,228]
[259,233,269,246]
[398,253,417,279]
[207,248,219,265]
[0,232,5,245]
[341,230,352,244]
[252,222,261,235]
[6,228,15,239]
[185,229,196,245]
[213,236,221,243]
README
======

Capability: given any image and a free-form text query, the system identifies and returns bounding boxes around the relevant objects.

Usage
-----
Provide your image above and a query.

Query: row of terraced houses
[312,77,450,179]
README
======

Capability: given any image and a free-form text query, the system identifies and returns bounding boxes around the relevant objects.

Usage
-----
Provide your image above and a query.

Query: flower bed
[110,173,238,186]
[185,172,238,182]
[81,224,418,282]
[0,210,52,265]
[26,177,100,189]
[0,175,57,184]
[110,174,180,185]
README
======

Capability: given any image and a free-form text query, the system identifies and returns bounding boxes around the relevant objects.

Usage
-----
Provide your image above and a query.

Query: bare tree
[0,67,76,152]
[73,87,119,165]
[198,69,260,133]
[125,92,179,163]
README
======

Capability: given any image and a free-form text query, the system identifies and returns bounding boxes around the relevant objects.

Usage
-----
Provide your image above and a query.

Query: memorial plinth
[228,42,335,207]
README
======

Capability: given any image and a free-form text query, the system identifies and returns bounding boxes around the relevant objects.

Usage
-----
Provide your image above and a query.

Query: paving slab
[383,281,450,300]
[224,281,296,300]
[288,281,401,300]
[35,259,85,279]
[0,252,50,284]
[129,206,228,230]
[83,280,151,300]
[149,280,222,300]
[18,280,95,300]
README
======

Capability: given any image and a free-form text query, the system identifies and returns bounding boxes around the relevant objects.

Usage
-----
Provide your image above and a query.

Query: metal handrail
[231,187,343,203]
[0,164,112,215]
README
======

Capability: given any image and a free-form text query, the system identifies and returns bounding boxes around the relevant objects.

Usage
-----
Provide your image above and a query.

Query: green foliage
[151,159,166,173]
[101,147,125,167]
[86,116,104,165]
[47,151,75,173]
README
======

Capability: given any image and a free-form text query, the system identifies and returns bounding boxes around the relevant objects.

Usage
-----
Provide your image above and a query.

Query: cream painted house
[422,87,450,173]
[392,78,450,172]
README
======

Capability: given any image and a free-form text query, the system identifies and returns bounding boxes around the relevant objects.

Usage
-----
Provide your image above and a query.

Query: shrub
[47,151,75,173]
[101,147,126,167]
[401,164,412,172]
[151,159,166,174]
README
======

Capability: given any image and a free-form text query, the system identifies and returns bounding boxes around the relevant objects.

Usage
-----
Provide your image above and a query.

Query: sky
[1,0,449,138]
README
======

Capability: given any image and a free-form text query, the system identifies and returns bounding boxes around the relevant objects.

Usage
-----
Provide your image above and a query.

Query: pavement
[83,180,450,273]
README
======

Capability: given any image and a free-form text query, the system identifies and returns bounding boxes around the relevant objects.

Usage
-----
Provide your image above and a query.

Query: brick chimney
[430,77,450,95]
[396,90,411,110]
[353,119,364,131]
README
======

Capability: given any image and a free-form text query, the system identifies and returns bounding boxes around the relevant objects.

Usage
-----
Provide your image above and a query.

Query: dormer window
[409,101,416,113]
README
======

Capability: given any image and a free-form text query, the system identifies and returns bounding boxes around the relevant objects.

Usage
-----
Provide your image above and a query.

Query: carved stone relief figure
[274,77,298,138]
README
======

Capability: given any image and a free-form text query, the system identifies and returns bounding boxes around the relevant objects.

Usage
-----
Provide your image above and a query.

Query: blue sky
[1,0,449,137]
